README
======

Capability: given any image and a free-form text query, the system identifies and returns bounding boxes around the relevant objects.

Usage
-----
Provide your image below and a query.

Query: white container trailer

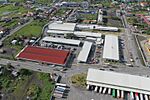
[144,94,149,100]
[130,92,134,100]
[121,90,124,99]
[94,86,98,92]
[108,88,111,95]
[135,93,139,100]
[102,87,107,94]
[99,87,102,93]
[86,84,90,90]
[140,94,143,100]
[117,90,120,98]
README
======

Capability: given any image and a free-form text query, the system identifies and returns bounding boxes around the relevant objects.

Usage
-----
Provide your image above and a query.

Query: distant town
[0,0,150,100]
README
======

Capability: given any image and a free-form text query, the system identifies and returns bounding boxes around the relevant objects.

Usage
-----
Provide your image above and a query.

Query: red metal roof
[17,46,70,65]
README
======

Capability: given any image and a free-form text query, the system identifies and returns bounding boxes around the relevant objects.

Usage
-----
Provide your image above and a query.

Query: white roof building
[48,22,76,32]
[47,30,74,34]
[96,26,119,32]
[76,24,119,32]
[103,35,119,61]
[87,68,150,95]
[74,31,102,38]
[42,37,81,46]
[77,41,92,62]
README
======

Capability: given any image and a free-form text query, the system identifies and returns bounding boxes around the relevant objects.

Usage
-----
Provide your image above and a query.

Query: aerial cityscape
[0,0,150,100]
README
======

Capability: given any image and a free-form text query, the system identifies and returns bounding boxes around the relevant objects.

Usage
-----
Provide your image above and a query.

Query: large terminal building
[102,35,119,62]
[86,68,150,100]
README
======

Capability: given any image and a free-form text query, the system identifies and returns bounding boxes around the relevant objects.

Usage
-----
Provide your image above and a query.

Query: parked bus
[54,90,64,94]
[56,83,67,87]
[56,86,66,90]
[53,93,63,98]
[55,87,66,92]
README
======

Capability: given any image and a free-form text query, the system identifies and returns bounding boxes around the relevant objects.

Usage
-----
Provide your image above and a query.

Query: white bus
[53,93,63,98]
[56,83,67,87]
[54,90,64,94]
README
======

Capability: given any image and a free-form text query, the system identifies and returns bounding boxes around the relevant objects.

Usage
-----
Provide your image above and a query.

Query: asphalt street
[121,14,143,67]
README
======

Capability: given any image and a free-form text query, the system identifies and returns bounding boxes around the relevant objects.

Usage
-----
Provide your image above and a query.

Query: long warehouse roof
[77,41,92,62]
[74,31,102,38]
[42,37,81,46]
[103,35,119,61]
[47,30,74,34]
[16,46,70,65]
[87,68,150,95]
[48,22,76,31]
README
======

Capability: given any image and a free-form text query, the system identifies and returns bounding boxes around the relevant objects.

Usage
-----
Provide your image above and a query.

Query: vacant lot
[0,4,28,17]
[3,19,48,54]
[0,67,54,100]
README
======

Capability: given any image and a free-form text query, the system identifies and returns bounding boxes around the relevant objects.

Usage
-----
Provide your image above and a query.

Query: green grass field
[3,19,48,54]
[0,4,28,17]
[36,0,53,4]
[37,73,54,100]
[0,67,54,100]
[80,13,97,20]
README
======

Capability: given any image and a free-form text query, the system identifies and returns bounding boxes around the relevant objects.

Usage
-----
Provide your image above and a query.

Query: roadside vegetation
[36,0,53,5]
[71,73,87,88]
[0,65,54,100]
[3,19,48,54]
[37,73,54,100]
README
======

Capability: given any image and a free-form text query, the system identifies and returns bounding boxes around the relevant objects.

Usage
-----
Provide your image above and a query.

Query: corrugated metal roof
[16,46,70,65]
[87,68,150,95]
[47,30,73,34]
[74,31,102,38]
[42,37,80,46]
[48,22,76,31]
[77,41,92,62]
[103,35,119,61]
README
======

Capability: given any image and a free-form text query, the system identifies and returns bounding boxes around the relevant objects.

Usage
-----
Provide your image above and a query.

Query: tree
[20,69,32,76]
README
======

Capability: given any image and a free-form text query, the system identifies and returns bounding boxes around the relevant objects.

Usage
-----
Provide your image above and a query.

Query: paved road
[121,14,143,67]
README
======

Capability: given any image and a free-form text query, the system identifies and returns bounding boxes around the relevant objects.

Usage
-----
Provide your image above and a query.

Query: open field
[0,4,28,17]
[71,73,87,88]
[0,67,54,100]
[1,19,48,59]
